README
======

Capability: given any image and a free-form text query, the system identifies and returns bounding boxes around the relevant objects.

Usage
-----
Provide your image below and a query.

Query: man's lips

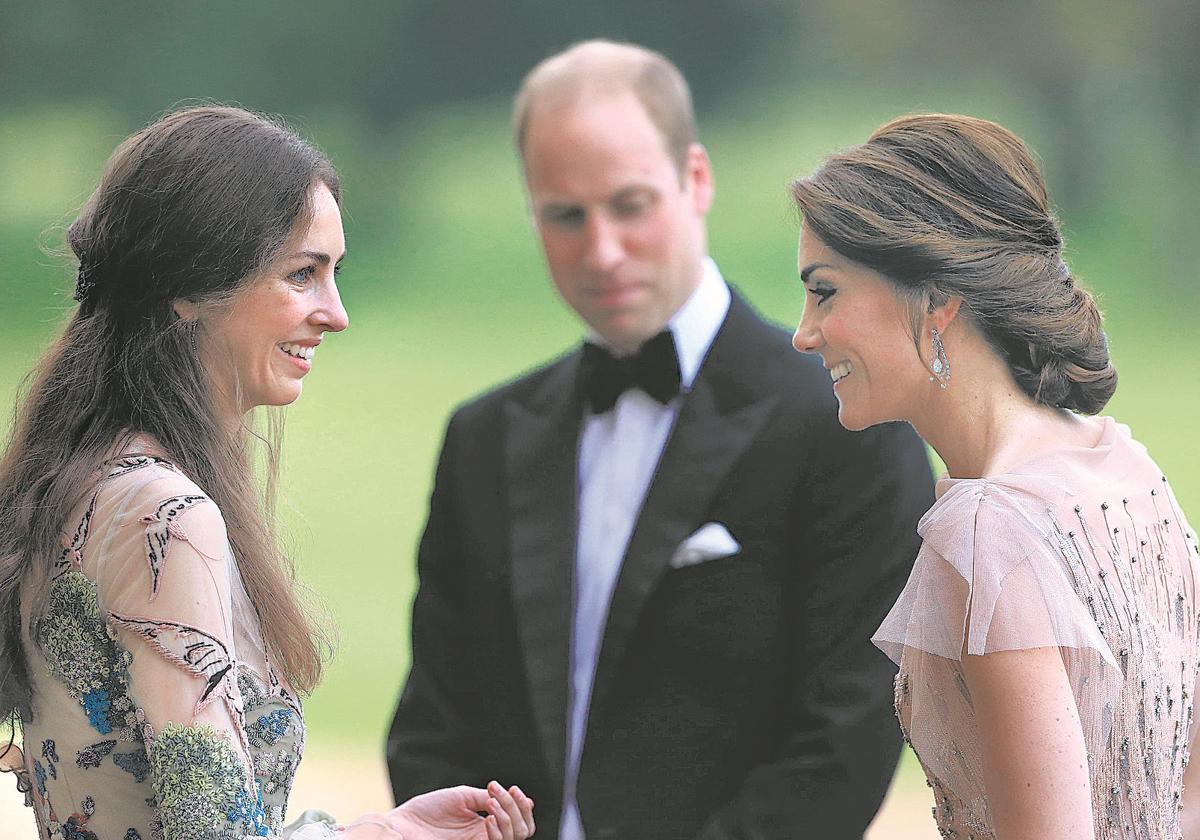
[591,284,644,306]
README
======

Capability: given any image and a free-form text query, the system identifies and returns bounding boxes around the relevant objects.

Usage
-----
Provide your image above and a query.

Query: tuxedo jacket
[387,290,934,839]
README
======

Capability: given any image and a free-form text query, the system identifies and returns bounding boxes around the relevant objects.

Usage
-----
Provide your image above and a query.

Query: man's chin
[588,316,665,356]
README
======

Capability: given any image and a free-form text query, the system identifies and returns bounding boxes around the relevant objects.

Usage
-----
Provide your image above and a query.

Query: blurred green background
[1,0,1197,795]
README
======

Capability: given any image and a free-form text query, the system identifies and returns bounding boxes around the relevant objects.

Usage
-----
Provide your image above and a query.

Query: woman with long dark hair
[790,114,1198,838]
[0,105,533,840]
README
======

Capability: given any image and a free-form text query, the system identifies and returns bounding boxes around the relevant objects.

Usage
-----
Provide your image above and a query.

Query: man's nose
[582,214,624,272]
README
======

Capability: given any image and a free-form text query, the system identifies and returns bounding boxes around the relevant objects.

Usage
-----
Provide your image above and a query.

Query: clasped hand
[345,781,534,840]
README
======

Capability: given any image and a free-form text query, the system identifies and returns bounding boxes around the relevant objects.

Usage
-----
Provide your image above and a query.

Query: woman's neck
[910,347,1096,480]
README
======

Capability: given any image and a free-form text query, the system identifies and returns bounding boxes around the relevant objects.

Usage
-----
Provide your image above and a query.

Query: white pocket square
[669,522,741,569]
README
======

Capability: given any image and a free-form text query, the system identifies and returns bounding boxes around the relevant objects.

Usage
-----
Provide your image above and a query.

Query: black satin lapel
[504,379,580,785]
[589,377,779,713]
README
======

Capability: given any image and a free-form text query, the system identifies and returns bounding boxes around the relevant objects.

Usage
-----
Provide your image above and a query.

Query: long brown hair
[0,105,337,724]
[791,113,1117,414]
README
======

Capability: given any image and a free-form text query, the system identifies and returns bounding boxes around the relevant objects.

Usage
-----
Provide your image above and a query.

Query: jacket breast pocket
[654,547,783,664]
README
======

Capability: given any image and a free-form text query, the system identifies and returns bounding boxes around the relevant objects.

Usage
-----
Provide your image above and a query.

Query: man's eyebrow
[612,185,654,199]
[799,262,834,284]
[538,201,583,214]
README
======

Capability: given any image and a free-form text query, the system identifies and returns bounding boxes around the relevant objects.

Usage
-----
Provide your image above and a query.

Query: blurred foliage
[2,0,1197,285]
[0,1,1197,758]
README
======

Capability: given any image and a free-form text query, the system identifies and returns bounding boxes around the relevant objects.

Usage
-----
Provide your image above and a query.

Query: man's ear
[685,143,714,215]
[172,299,200,321]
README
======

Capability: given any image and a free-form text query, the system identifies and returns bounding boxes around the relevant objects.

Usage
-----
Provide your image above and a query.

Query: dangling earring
[928,327,950,389]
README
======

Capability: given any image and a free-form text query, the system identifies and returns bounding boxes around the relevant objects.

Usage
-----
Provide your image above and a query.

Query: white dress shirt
[559,259,732,840]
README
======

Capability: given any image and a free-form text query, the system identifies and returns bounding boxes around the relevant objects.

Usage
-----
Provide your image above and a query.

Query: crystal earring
[928,327,950,389]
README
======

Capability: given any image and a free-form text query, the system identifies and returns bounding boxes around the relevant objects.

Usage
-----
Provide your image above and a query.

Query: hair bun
[1026,281,1117,414]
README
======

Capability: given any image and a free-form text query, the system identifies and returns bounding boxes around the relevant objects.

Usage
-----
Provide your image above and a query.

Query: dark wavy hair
[791,113,1117,414]
[0,105,338,727]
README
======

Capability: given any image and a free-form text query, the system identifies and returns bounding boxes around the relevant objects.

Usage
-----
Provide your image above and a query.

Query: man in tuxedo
[387,40,934,840]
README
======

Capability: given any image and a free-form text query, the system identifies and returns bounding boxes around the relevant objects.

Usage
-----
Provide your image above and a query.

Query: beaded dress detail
[874,418,1200,838]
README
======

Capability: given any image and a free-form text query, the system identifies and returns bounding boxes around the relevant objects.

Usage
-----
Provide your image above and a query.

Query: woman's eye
[809,286,836,304]
[288,265,316,285]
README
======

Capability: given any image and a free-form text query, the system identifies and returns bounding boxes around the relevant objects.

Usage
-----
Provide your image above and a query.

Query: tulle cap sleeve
[873,474,1119,668]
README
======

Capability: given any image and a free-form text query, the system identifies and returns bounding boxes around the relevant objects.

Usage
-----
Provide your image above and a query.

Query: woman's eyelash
[811,286,836,303]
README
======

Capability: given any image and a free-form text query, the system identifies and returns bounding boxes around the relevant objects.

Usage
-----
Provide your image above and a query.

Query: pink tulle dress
[874,417,1200,838]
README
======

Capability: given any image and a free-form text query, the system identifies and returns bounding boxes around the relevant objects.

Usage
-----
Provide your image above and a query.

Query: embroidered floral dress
[874,417,1200,839]
[13,449,357,840]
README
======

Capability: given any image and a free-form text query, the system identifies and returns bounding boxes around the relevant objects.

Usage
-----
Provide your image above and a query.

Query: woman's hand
[388,781,535,840]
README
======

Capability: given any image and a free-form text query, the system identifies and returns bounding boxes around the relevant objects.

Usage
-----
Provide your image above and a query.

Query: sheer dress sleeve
[80,462,286,838]
[872,475,1122,819]
[70,461,408,840]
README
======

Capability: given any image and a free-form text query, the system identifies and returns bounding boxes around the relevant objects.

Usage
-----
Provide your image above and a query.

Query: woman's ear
[928,294,963,333]
[172,299,199,321]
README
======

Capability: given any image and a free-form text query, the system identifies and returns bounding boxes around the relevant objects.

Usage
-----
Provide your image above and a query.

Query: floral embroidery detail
[140,494,210,599]
[150,721,260,840]
[35,570,141,740]
[25,456,305,840]
[76,739,118,769]
[258,748,298,798]
[60,795,99,840]
[33,759,47,795]
[114,747,152,782]
[83,689,113,733]
[228,785,270,836]
[238,668,304,821]
[247,709,294,748]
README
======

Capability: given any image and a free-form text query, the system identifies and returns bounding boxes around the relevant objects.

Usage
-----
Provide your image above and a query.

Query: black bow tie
[580,330,682,414]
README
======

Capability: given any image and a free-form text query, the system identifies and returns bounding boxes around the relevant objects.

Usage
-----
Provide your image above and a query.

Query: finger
[485,814,502,840]
[454,785,492,813]
[489,781,527,838]
[510,786,535,836]
[488,795,515,840]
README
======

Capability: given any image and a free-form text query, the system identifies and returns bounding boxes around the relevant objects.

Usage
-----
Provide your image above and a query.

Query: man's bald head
[513,40,698,177]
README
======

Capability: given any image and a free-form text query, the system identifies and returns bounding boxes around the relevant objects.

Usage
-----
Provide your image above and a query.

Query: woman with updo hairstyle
[0,106,534,840]
[790,114,1199,838]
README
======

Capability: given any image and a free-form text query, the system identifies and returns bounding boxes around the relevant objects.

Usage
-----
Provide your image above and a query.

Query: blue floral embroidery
[124,830,144,840]
[33,759,47,796]
[113,748,152,783]
[247,708,294,747]
[228,785,270,836]
[83,689,113,733]
[35,570,139,739]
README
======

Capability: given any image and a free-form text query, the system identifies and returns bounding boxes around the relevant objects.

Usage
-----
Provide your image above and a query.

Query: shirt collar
[583,257,732,391]
[667,257,731,390]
